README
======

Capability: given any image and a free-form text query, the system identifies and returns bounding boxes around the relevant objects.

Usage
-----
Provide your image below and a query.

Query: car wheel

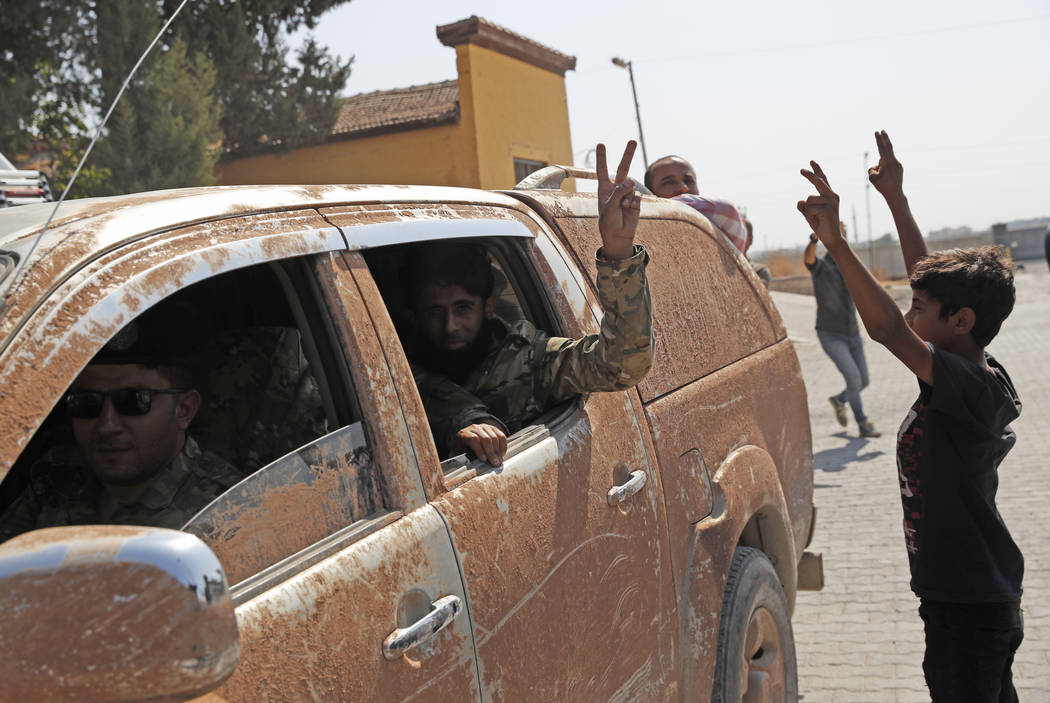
[711,547,798,703]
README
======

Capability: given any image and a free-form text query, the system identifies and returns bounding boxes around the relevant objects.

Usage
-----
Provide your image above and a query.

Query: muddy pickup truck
[0,168,820,703]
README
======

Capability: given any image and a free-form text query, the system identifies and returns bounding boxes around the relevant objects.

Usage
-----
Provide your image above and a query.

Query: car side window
[364,238,570,472]
[183,421,387,586]
[0,257,390,579]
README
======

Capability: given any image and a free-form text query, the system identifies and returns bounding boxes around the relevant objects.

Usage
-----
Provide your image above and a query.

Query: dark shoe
[859,420,881,438]
[828,396,848,427]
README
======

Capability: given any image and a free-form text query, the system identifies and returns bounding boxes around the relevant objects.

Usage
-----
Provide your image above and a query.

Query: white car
[0,152,52,207]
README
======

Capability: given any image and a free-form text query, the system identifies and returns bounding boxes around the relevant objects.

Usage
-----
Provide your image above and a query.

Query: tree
[90,36,222,195]
[0,2,96,157]
[29,92,111,199]
[0,0,353,194]
[172,1,352,157]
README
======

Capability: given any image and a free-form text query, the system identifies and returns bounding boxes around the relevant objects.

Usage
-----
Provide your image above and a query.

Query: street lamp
[611,57,649,167]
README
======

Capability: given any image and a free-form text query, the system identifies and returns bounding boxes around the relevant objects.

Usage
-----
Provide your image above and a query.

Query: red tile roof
[331,79,460,139]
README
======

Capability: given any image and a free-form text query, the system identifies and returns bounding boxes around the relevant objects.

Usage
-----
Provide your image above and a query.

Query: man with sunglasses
[0,316,243,542]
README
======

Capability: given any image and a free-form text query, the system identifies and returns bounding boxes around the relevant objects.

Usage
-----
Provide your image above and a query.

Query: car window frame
[177,254,403,593]
[355,230,589,484]
[0,210,346,480]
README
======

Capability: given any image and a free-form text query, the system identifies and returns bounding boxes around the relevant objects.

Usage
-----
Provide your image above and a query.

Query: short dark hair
[910,246,1015,348]
[152,363,196,390]
[643,155,692,192]
[403,243,494,306]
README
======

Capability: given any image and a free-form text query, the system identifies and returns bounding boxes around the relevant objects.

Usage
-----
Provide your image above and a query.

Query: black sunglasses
[63,388,187,419]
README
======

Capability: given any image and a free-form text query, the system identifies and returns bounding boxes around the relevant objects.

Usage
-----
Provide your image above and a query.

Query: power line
[634,13,1050,65]
[700,138,1050,186]
[908,138,1050,154]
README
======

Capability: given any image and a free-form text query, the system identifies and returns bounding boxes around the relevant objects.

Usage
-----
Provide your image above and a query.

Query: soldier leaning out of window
[403,141,654,466]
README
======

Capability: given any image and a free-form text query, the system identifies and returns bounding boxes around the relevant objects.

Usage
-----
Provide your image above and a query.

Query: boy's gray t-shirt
[806,254,859,336]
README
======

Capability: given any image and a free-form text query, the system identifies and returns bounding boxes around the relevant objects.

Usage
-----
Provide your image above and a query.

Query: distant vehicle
[0,152,52,207]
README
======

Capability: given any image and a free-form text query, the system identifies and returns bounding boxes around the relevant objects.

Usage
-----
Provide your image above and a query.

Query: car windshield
[0,153,16,171]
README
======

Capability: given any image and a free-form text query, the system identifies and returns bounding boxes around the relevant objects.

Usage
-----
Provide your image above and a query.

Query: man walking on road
[805,230,880,437]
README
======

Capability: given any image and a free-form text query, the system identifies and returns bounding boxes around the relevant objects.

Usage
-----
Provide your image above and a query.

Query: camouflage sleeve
[0,489,41,543]
[412,366,509,457]
[540,245,654,402]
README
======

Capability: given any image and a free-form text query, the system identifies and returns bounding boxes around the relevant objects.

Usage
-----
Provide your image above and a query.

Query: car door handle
[607,470,648,506]
[383,594,463,660]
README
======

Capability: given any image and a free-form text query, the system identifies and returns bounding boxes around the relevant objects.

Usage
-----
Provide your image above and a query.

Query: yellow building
[217,16,576,190]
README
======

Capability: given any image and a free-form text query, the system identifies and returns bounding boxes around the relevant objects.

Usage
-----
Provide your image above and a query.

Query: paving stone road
[772,263,1050,702]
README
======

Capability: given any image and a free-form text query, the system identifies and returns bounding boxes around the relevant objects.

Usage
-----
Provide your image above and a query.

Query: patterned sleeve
[539,245,654,403]
[0,489,41,543]
[412,366,509,457]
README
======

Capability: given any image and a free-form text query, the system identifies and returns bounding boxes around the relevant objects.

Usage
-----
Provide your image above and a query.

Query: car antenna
[4,0,192,305]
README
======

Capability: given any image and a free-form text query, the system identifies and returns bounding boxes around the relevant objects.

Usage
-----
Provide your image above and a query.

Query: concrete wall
[993,224,1049,262]
[766,224,1048,289]
[850,233,994,280]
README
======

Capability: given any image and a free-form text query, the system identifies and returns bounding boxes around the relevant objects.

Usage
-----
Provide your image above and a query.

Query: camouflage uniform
[192,326,329,473]
[0,437,243,543]
[414,246,654,456]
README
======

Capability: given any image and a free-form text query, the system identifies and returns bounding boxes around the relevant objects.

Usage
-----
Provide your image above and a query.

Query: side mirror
[0,525,240,702]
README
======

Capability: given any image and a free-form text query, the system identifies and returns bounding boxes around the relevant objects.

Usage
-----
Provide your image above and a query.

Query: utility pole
[611,57,649,167]
[851,204,859,246]
[864,151,874,269]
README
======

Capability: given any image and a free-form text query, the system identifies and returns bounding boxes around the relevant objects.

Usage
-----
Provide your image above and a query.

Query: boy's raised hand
[797,161,846,249]
[868,130,904,200]
[596,140,642,261]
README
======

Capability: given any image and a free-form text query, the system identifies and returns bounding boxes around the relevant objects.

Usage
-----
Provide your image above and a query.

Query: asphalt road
[772,263,1050,701]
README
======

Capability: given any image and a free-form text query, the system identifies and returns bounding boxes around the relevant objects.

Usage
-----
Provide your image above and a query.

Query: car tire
[711,547,798,703]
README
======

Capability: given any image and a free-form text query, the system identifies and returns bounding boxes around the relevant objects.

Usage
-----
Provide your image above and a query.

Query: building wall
[456,43,575,190]
[217,44,574,191]
[993,224,1050,262]
[214,120,479,188]
[762,227,1048,288]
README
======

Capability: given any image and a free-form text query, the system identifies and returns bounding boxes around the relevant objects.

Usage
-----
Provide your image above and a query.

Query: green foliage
[90,37,222,196]
[0,0,353,195]
[0,2,96,156]
[173,2,352,157]
[29,94,111,200]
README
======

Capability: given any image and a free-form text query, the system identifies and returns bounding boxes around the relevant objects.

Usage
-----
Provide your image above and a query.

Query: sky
[292,0,1050,252]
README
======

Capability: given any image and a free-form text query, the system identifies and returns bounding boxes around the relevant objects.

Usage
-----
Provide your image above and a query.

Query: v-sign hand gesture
[797,160,845,249]
[868,130,904,199]
[596,140,642,261]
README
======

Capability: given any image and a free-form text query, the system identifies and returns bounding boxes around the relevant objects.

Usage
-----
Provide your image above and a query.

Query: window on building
[513,158,547,184]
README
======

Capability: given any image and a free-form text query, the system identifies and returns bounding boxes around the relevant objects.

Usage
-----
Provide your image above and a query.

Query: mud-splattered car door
[190,251,483,702]
[341,215,679,700]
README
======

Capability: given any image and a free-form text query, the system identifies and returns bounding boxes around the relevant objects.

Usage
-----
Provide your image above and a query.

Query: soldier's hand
[868,130,905,201]
[596,141,641,261]
[797,161,846,249]
[454,423,508,466]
